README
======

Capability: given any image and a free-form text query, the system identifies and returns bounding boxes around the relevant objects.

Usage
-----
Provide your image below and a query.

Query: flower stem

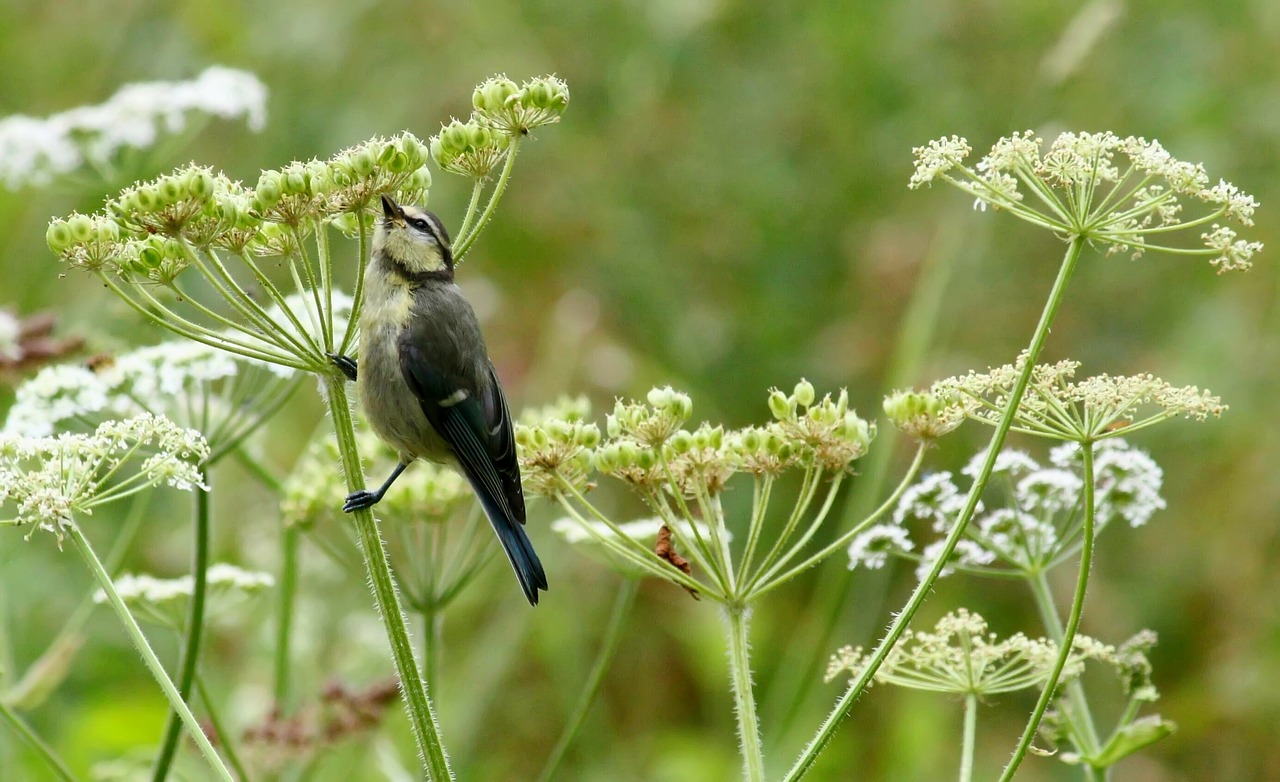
[453,137,522,262]
[1028,572,1100,749]
[0,698,78,782]
[322,373,453,780]
[66,522,234,782]
[1000,442,1099,781]
[195,673,249,782]
[151,482,212,782]
[724,602,765,782]
[959,693,978,782]
[783,236,1086,782]
[275,524,299,708]
[536,578,640,782]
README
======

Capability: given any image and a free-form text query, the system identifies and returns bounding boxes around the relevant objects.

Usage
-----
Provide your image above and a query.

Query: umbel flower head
[4,339,299,462]
[825,608,1102,696]
[0,413,208,541]
[96,563,273,630]
[910,131,1261,273]
[929,355,1225,442]
[848,439,1164,579]
[0,65,267,190]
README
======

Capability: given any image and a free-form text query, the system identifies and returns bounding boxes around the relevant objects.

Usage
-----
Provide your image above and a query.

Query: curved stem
[0,699,78,782]
[323,373,453,780]
[536,578,640,782]
[783,236,1086,782]
[66,522,233,782]
[453,180,486,248]
[724,602,765,782]
[151,482,212,782]
[453,138,522,262]
[959,693,978,782]
[999,442,1098,780]
[339,212,371,358]
[1028,572,1101,748]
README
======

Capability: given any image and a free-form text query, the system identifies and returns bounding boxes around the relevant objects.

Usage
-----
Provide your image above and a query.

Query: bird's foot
[343,490,381,513]
[328,352,358,382]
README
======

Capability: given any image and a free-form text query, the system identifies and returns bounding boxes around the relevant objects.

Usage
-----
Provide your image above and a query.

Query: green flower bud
[647,387,671,408]
[547,419,571,442]
[595,444,620,472]
[606,414,622,439]
[768,390,793,421]
[669,430,694,455]
[135,187,159,212]
[577,425,601,448]
[188,169,214,199]
[515,427,532,448]
[46,220,73,254]
[741,428,763,452]
[468,123,492,149]
[617,441,638,468]
[352,148,376,177]
[304,161,330,194]
[473,76,519,113]
[794,379,816,408]
[443,121,469,153]
[67,214,94,243]
[635,448,657,470]
[94,219,120,243]
[396,134,426,167]
[255,175,282,208]
[157,176,183,205]
[407,166,432,191]
[283,169,307,195]
[387,150,410,173]
[531,428,550,450]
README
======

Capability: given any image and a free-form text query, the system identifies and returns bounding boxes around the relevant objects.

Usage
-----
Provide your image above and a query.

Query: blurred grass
[2,0,1279,779]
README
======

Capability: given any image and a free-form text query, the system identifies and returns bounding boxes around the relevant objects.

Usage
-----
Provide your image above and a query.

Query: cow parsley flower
[96,564,273,629]
[0,66,267,189]
[0,414,208,541]
[909,131,1262,273]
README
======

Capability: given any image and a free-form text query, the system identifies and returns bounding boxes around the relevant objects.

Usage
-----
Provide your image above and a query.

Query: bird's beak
[381,194,406,227]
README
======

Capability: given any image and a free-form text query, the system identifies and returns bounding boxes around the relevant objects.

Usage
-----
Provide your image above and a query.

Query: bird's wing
[399,341,544,602]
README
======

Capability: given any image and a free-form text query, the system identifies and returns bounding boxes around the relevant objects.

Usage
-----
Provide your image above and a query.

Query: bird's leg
[328,352,358,382]
[343,462,409,512]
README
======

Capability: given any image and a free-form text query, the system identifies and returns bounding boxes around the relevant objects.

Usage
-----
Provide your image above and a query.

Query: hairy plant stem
[0,698,78,782]
[536,578,640,782]
[1000,442,1099,781]
[960,693,978,782]
[724,602,765,782]
[322,373,453,780]
[276,525,299,708]
[66,523,233,782]
[151,482,212,782]
[784,236,1086,781]
[453,137,522,262]
[195,674,249,782]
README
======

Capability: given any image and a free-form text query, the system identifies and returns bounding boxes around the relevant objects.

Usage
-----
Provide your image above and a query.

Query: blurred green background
[2,0,1278,779]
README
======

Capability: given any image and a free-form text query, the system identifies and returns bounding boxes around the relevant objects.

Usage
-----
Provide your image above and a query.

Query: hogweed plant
[520,382,934,781]
[786,132,1258,782]
[0,415,238,780]
[42,73,569,780]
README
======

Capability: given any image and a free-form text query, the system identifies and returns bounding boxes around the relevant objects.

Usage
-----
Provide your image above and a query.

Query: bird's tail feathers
[468,477,548,605]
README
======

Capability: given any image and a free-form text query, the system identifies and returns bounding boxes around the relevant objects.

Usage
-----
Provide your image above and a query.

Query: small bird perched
[332,194,547,605]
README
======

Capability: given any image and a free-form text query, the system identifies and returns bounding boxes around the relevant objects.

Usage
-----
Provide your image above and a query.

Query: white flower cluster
[4,340,294,458]
[825,608,1080,696]
[0,66,267,189]
[0,413,208,539]
[909,130,1262,272]
[847,439,1164,579]
[96,563,274,628]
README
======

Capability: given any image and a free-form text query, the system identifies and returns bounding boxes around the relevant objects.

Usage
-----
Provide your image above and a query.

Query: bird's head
[373,194,453,277]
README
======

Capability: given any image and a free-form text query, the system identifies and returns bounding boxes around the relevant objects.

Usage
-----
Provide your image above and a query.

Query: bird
[331,193,547,605]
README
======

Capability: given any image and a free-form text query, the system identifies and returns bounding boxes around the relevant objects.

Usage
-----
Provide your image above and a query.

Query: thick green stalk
[0,699,78,782]
[195,674,249,782]
[323,373,453,780]
[1028,573,1101,751]
[275,525,299,708]
[959,693,978,782]
[1000,443,1098,780]
[66,523,233,782]
[783,236,1086,781]
[536,578,640,782]
[724,602,765,782]
[151,482,212,782]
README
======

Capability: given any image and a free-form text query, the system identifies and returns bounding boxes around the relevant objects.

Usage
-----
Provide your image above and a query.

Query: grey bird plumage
[336,194,547,605]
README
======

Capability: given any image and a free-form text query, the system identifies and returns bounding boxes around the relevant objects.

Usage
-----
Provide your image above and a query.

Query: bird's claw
[328,352,358,382]
[343,490,378,513]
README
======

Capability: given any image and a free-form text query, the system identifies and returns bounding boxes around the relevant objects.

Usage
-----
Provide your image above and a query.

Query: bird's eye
[409,217,430,232]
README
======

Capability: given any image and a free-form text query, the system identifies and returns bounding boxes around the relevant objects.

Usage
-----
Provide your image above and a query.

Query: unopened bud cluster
[46,133,432,284]
[768,380,874,472]
[515,415,600,497]
[431,75,569,179]
[882,389,966,440]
